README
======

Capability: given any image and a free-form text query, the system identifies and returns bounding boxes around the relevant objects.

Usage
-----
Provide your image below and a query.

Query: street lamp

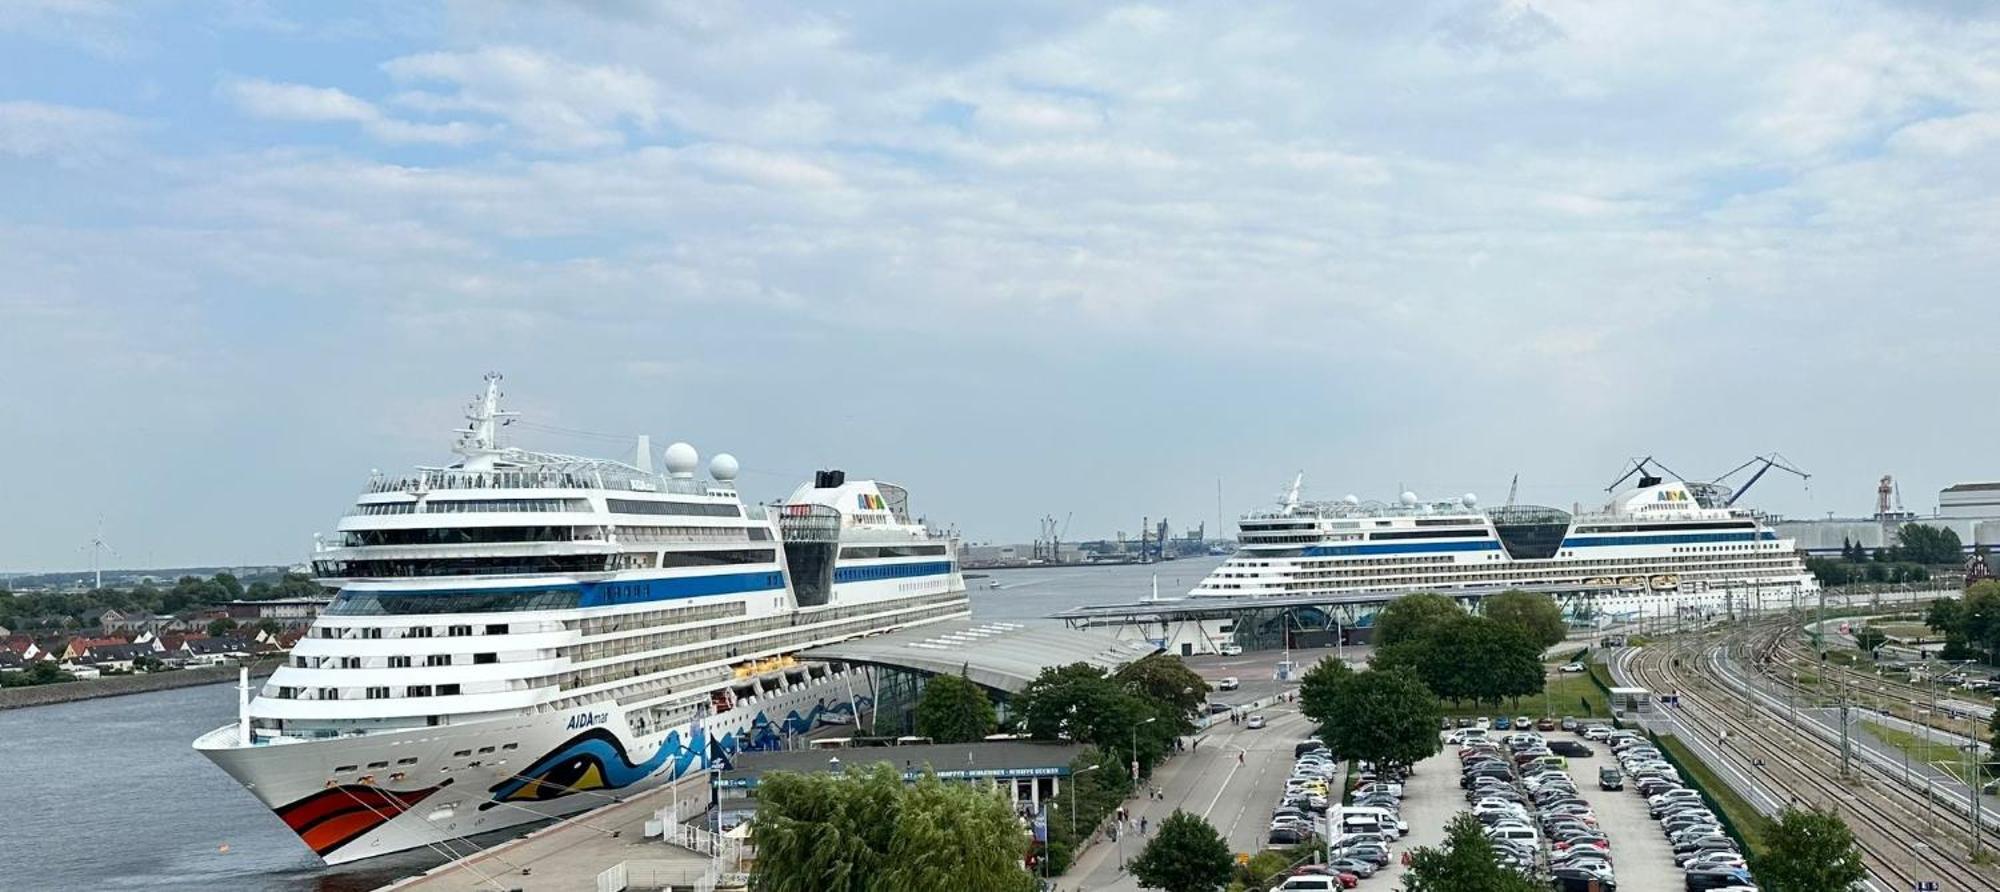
[1132,717,1156,782]
[1071,764,1101,836]
[1128,716,1160,780]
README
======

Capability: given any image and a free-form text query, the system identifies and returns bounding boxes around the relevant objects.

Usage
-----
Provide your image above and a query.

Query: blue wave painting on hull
[483,696,871,807]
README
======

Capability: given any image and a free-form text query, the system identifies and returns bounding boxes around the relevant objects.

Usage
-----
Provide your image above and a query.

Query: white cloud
[0,100,133,161]
[382,46,662,151]
[222,78,489,145]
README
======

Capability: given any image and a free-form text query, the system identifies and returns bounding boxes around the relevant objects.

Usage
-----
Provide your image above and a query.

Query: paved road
[1062,700,1318,891]
[1569,747,1679,892]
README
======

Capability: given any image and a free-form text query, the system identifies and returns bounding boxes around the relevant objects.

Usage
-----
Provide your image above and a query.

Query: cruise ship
[1190,473,1818,622]
[194,376,968,864]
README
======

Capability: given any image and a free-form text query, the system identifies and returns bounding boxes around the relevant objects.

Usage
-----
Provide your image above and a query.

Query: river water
[0,558,1221,892]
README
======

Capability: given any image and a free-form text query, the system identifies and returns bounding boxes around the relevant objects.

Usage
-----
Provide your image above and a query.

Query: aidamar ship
[195,375,968,863]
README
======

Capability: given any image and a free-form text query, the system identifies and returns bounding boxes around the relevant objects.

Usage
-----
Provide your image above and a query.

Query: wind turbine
[83,520,116,590]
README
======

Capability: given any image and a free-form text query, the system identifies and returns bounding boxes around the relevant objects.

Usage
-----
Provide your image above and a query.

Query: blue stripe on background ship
[288,696,866,856]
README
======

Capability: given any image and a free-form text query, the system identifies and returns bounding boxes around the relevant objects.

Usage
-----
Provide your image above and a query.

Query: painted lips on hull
[275,781,450,857]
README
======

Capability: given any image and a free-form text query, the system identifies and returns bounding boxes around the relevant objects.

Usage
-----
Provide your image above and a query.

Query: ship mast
[453,372,518,471]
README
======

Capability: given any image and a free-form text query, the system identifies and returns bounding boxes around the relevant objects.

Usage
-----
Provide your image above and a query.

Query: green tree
[206,617,239,637]
[752,763,1035,892]
[1402,812,1542,892]
[1129,810,1233,892]
[212,572,245,600]
[1373,593,1464,647]
[1114,653,1209,733]
[1928,596,1963,635]
[1897,523,1964,565]
[1298,656,1353,732]
[1481,590,1567,650]
[1752,806,1867,892]
[1850,625,1887,654]
[1304,666,1441,773]
[914,672,997,743]
[1014,663,1169,774]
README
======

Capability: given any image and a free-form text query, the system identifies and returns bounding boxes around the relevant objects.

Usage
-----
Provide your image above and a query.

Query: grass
[1877,621,1932,640]
[1432,671,1612,721]
[1862,720,1987,785]
[1652,732,1772,856]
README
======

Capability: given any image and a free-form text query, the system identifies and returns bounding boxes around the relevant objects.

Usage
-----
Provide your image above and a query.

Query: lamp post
[1071,763,1101,836]
[1132,716,1156,783]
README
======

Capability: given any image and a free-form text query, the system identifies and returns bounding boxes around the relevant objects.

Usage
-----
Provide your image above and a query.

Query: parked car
[1598,767,1624,791]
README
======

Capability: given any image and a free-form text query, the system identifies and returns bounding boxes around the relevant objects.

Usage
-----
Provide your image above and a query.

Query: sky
[4,0,2000,572]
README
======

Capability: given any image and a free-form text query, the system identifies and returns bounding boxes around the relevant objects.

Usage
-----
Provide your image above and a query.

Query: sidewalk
[1062,696,1311,891]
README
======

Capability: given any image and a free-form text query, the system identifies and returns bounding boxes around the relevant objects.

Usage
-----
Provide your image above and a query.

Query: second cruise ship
[1191,472,1818,621]
[195,375,968,864]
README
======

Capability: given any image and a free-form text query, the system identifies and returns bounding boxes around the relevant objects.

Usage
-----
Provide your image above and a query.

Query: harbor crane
[1710,453,1810,506]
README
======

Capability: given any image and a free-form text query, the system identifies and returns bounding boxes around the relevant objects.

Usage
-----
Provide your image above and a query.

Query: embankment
[0,659,281,710]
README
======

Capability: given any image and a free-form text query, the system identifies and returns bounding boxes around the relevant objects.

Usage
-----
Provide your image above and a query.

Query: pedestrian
[1140,816,1148,835]
[1237,751,1245,765]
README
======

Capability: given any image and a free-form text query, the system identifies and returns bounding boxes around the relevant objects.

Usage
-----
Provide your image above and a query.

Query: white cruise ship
[194,376,967,864]
[1191,473,1818,622]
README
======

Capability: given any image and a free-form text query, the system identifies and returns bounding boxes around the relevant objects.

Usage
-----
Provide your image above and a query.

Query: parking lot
[1567,748,1681,892]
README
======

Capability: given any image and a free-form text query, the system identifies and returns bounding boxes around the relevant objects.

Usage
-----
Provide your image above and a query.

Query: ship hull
[197,671,866,864]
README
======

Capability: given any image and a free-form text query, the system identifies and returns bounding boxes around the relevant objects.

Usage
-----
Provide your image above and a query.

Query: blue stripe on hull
[834,561,955,583]
[581,572,788,607]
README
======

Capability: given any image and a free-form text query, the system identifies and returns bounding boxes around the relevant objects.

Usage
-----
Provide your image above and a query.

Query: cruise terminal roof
[799,619,1159,694]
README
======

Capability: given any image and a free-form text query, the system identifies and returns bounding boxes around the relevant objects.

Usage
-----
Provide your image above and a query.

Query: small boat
[987,580,1002,589]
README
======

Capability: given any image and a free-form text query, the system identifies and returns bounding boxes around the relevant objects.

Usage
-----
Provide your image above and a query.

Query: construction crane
[1709,453,1810,506]
[1604,456,1690,492]
[1505,474,1520,508]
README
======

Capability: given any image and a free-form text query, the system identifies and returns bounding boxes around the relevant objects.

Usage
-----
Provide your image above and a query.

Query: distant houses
[0,623,289,678]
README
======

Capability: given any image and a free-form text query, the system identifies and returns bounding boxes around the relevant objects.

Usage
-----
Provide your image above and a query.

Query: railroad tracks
[1621,623,2000,891]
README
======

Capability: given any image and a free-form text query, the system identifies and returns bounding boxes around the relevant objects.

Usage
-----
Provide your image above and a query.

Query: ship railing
[367,468,731,496]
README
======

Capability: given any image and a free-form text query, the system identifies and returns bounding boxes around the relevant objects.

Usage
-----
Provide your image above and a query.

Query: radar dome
[1463,492,1479,507]
[1400,491,1419,506]
[1343,494,1360,506]
[709,453,739,481]
[663,442,699,477]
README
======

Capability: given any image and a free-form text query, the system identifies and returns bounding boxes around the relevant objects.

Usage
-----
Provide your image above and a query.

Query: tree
[1014,663,1169,774]
[914,672,997,743]
[254,618,282,637]
[1128,810,1233,892]
[1305,666,1441,773]
[1373,593,1464,647]
[1897,523,1964,565]
[1298,656,1353,732]
[1752,806,1866,892]
[1402,812,1542,892]
[752,764,1035,892]
[206,617,239,638]
[1114,653,1209,734]
[1481,590,1566,650]
[1850,625,1887,655]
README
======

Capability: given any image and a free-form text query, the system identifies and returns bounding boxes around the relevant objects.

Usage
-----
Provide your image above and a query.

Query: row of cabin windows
[331,742,519,774]
[296,652,502,669]
[282,683,462,699]
[318,623,509,639]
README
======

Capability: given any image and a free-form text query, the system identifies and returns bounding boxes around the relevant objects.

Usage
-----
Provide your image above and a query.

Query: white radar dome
[709,453,739,481]
[1400,491,1419,506]
[1343,494,1360,506]
[663,441,699,477]
[1463,492,1478,507]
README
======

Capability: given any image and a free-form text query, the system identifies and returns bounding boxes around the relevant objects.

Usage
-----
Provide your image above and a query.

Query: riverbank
[0,658,280,710]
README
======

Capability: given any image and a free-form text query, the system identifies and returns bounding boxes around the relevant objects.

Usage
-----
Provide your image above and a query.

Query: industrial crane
[1709,453,1810,506]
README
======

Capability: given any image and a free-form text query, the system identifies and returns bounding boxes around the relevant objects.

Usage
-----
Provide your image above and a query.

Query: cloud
[0,100,134,161]
[382,46,663,151]
[221,78,489,145]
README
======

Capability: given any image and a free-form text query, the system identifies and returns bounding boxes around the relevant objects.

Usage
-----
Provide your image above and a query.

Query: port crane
[1709,453,1810,506]
[1604,453,1809,508]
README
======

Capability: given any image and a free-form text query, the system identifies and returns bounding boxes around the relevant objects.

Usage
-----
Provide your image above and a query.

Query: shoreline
[0,658,281,710]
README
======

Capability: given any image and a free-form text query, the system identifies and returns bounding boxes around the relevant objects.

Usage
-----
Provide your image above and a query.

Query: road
[1061,699,1317,891]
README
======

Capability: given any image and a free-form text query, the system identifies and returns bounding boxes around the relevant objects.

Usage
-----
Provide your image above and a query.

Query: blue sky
[5,0,2000,571]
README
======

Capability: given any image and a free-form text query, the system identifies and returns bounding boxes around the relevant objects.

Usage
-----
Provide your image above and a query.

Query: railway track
[1621,621,2000,891]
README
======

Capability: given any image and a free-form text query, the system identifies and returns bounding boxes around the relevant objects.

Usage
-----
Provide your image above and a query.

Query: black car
[1598,766,1623,790]
[1684,867,1756,890]
[1552,870,1617,892]
[1550,740,1593,757]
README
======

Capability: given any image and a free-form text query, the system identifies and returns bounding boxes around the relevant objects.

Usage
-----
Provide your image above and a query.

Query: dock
[379,775,716,892]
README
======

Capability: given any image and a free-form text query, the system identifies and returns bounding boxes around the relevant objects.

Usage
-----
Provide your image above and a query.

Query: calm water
[0,558,1223,892]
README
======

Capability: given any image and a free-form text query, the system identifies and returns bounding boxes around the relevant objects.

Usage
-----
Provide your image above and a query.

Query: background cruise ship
[195,375,968,864]
[1190,472,1819,623]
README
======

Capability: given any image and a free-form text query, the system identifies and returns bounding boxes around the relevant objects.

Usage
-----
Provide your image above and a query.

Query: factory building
[1769,478,2000,557]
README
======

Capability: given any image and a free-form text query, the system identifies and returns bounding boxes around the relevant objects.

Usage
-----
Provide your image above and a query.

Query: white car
[1218,676,1241,691]
[1246,714,1267,729]
[1560,662,1587,673]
